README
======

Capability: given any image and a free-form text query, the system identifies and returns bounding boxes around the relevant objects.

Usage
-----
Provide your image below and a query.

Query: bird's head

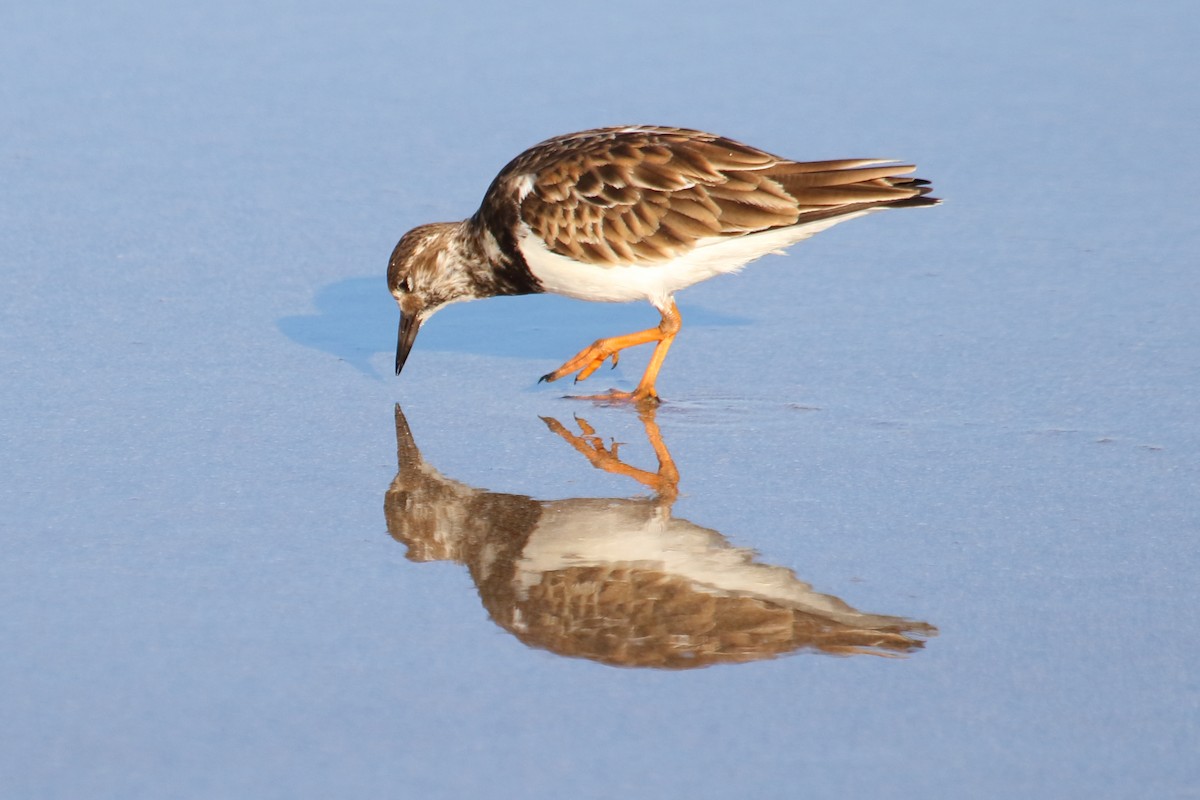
[387,222,470,375]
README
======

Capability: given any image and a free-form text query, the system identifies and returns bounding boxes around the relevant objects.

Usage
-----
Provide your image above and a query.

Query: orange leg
[539,302,682,404]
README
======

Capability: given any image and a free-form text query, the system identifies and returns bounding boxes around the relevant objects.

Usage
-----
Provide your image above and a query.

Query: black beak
[395,311,422,375]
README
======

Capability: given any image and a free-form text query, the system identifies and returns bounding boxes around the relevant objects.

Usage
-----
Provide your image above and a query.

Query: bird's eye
[400,278,413,293]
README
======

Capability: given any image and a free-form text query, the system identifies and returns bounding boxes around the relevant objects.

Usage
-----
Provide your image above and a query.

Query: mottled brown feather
[483,126,936,267]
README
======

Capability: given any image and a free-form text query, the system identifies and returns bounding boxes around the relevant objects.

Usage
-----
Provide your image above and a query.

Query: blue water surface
[2,2,1197,798]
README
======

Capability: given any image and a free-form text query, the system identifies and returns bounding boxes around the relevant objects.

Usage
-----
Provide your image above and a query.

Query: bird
[388,125,938,403]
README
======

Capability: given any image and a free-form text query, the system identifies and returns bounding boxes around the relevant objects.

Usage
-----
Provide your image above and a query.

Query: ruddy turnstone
[388,125,938,403]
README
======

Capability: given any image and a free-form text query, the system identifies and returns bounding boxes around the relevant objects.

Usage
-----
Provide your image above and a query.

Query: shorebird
[388,126,938,403]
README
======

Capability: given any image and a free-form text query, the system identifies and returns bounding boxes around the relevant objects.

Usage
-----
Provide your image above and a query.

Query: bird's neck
[460,212,543,297]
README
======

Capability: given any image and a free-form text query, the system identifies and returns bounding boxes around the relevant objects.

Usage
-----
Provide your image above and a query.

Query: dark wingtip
[891,177,940,208]
[892,194,942,208]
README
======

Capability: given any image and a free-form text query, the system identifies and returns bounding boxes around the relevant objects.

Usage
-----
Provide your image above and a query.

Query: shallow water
[3,1,1198,797]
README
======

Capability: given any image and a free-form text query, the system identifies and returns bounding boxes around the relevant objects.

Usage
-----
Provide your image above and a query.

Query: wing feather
[484,126,936,267]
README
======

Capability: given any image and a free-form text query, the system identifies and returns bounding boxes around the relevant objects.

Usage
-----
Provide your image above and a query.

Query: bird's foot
[539,328,666,386]
[539,340,626,386]
[539,325,671,404]
[564,388,661,407]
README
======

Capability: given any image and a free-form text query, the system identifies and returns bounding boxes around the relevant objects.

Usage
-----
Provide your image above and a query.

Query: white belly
[516,212,872,309]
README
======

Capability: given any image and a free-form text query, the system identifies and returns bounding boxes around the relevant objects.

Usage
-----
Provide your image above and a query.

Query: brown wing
[489,126,935,266]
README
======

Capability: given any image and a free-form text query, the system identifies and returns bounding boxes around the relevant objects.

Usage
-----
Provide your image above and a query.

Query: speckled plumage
[388,126,939,400]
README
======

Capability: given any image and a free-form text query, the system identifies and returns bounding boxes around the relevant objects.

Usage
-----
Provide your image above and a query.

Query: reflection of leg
[541,410,678,500]
[637,408,679,501]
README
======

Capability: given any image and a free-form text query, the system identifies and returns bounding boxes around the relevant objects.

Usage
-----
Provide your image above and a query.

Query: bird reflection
[384,406,936,669]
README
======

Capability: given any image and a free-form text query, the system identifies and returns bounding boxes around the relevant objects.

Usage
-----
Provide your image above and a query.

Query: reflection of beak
[395,311,422,375]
